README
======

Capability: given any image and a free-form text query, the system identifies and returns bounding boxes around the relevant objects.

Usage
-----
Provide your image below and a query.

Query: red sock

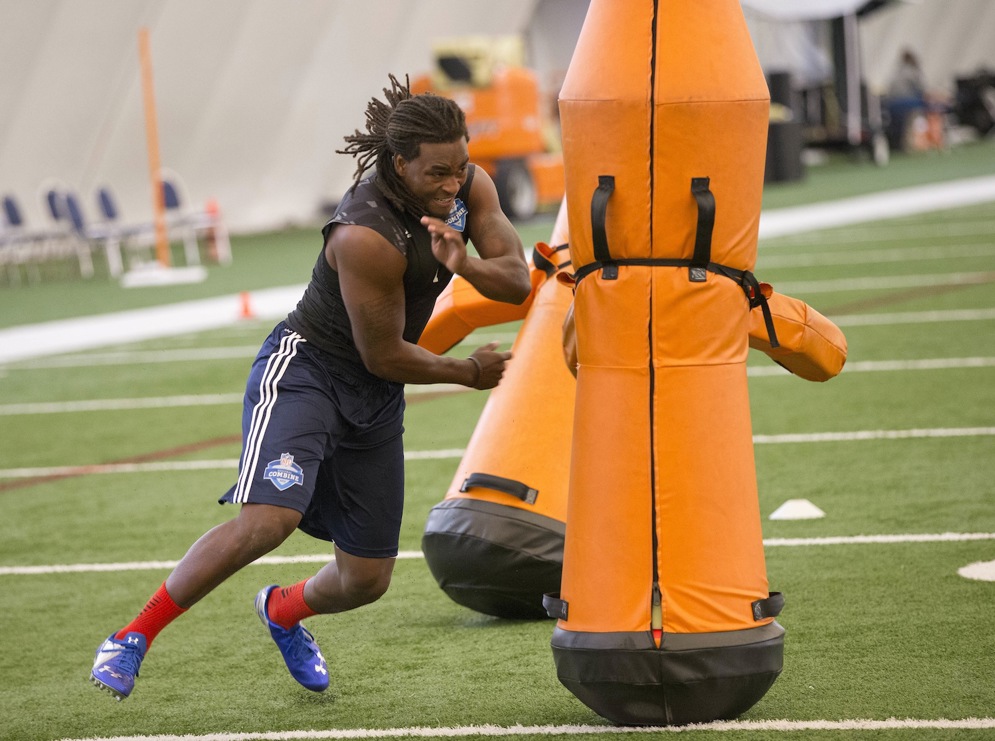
[115,582,187,648]
[266,580,318,630]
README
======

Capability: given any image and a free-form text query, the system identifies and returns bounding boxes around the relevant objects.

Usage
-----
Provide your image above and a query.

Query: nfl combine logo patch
[265,453,304,491]
[445,198,468,232]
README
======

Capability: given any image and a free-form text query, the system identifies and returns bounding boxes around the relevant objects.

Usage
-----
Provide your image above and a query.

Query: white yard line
[747,356,995,376]
[757,174,995,239]
[4,533,994,576]
[40,716,995,740]
[0,448,467,479]
[1,428,991,481]
[764,216,995,246]
[5,339,519,370]
[832,308,995,326]
[0,393,244,415]
[0,285,305,365]
[758,242,994,269]
[3,355,993,415]
[774,270,995,294]
[751,427,995,444]
[12,346,263,368]
[0,386,468,415]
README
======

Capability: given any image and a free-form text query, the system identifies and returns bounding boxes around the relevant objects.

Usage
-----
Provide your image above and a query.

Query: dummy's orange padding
[557,0,772,637]
[420,203,576,619]
[441,203,574,519]
[749,286,848,382]
[418,268,542,355]
[548,0,794,725]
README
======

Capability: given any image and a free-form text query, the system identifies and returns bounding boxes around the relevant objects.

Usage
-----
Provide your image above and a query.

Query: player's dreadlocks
[338,74,469,218]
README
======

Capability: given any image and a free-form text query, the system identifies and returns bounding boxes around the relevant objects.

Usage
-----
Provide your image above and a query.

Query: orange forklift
[412,36,564,220]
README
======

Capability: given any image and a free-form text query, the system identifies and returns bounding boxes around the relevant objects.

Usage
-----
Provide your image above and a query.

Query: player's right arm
[326,225,509,389]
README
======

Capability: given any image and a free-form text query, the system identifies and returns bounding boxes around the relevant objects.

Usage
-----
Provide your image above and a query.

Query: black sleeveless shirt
[285,165,476,380]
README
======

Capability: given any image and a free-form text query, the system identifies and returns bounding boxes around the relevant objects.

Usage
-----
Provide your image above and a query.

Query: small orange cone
[205,198,220,262]
[239,291,255,320]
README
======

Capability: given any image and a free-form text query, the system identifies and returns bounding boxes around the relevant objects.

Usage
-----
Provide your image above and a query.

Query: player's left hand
[421,216,468,276]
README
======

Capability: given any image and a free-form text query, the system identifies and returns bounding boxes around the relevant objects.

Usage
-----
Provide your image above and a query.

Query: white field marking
[757,174,995,239]
[959,559,995,582]
[450,331,520,348]
[764,218,995,247]
[2,428,993,481]
[0,284,307,365]
[0,448,466,480]
[0,551,425,576]
[775,270,995,294]
[405,384,470,396]
[758,242,994,269]
[9,346,261,368]
[41,716,995,740]
[0,386,469,416]
[0,393,244,415]
[0,459,241,478]
[5,353,993,416]
[764,532,995,547]
[832,308,995,326]
[752,427,995,444]
[5,336,520,370]
[747,356,995,376]
[5,534,995,577]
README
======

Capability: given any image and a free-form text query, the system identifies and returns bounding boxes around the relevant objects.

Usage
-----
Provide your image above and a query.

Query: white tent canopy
[1,0,992,235]
[742,0,995,93]
[0,0,583,234]
[740,0,871,21]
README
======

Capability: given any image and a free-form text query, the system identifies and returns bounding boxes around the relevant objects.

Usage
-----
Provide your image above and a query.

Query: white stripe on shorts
[231,330,304,503]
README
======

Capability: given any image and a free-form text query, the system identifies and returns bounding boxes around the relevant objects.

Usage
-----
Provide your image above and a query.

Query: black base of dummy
[422,498,564,619]
[551,623,784,725]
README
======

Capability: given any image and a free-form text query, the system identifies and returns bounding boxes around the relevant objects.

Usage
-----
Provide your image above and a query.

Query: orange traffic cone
[238,291,255,320]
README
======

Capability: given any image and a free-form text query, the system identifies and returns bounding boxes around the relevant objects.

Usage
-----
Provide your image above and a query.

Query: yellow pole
[138,27,170,267]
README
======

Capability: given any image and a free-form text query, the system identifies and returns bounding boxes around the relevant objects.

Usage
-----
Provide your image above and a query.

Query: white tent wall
[3,0,993,238]
[859,0,995,94]
[0,0,545,235]
[742,0,995,102]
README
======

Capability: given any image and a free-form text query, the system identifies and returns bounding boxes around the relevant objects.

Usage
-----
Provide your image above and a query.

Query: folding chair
[2,193,75,283]
[161,178,201,267]
[94,186,158,274]
[159,170,231,265]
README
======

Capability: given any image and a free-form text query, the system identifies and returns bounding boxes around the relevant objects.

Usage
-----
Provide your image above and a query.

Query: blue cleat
[255,585,328,692]
[90,632,147,700]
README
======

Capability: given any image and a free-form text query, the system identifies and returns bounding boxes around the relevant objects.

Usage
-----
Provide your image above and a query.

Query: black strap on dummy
[591,175,618,279]
[751,591,785,621]
[460,472,539,505]
[532,243,571,278]
[571,176,780,347]
[542,592,569,620]
[739,271,780,349]
[689,177,715,283]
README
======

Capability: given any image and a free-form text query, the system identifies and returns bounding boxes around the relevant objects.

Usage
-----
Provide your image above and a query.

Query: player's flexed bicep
[326,224,409,378]
[326,224,508,388]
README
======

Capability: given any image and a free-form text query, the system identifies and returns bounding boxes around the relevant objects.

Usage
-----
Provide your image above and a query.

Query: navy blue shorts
[219,323,406,558]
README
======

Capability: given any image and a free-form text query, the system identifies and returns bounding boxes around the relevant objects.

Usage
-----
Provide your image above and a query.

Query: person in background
[886,48,946,151]
[89,74,531,700]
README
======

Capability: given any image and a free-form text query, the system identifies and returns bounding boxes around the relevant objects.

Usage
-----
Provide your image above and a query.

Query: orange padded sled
[420,204,578,618]
[543,0,787,725]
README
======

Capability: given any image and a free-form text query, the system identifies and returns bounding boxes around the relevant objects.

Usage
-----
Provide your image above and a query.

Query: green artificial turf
[1,143,993,741]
